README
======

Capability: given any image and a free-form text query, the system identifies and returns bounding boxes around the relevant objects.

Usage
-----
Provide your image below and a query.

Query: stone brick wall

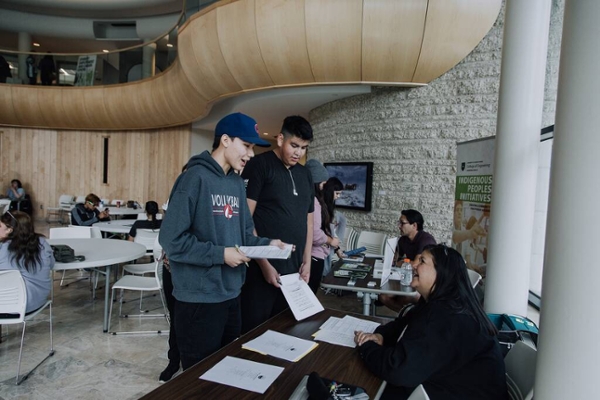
[308,0,564,244]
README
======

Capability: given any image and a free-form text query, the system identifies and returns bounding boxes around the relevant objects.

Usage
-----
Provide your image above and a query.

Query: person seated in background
[355,245,508,400]
[379,209,436,312]
[128,201,162,242]
[0,210,55,313]
[6,179,25,201]
[71,193,110,226]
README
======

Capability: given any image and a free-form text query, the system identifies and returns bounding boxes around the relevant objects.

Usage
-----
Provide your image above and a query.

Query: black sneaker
[159,362,180,383]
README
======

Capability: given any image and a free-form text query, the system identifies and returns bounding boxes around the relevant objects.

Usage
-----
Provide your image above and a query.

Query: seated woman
[0,210,55,313]
[7,179,25,201]
[71,193,110,226]
[355,244,508,400]
[128,201,162,241]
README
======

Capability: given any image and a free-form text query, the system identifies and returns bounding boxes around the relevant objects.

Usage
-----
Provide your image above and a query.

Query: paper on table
[279,273,324,321]
[199,356,284,394]
[242,330,318,362]
[238,244,293,259]
[313,315,380,347]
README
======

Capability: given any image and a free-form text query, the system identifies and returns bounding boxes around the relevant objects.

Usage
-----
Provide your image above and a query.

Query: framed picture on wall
[324,162,373,211]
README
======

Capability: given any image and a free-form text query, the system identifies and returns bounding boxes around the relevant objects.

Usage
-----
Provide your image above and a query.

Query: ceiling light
[167,43,173,48]
[263,132,269,136]
[102,49,109,53]
[33,43,40,47]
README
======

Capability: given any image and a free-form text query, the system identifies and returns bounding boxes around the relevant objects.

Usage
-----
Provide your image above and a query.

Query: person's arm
[70,206,98,227]
[159,189,225,267]
[358,307,457,388]
[312,201,329,247]
[246,198,281,287]
[299,212,313,283]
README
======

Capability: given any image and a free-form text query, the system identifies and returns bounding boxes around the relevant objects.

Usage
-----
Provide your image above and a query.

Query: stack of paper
[238,244,293,259]
[313,315,380,348]
[242,330,319,362]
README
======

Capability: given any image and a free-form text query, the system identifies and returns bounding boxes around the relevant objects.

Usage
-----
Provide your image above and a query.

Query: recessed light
[102,49,109,53]
[33,43,40,47]
[167,43,173,48]
[263,132,269,136]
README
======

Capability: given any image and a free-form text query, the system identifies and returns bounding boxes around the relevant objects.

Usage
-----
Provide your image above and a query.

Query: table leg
[358,291,372,316]
[103,265,111,332]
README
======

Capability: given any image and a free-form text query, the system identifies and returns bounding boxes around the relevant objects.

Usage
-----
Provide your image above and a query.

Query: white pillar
[535,1,600,398]
[18,32,31,84]
[484,0,551,315]
[142,42,156,79]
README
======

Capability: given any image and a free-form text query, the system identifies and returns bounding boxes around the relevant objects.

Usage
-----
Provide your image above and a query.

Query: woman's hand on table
[354,331,383,346]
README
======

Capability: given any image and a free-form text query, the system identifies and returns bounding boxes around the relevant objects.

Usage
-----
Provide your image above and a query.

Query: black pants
[308,257,325,294]
[162,266,179,366]
[240,260,289,334]
[174,296,241,370]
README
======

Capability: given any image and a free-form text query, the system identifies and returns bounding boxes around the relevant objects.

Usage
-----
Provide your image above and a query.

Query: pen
[234,245,250,267]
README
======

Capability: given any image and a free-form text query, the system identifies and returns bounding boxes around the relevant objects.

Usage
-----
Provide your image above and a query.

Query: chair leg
[108,288,116,333]
[15,321,26,385]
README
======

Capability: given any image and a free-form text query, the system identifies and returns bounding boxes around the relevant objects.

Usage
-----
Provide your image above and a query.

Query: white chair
[467,269,482,288]
[108,254,169,335]
[0,271,54,385]
[407,384,430,400]
[45,194,74,225]
[134,229,160,253]
[505,341,537,400]
[75,195,86,204]
[344,226,359,251]
[356,230,388,256]
[122,237,161,310]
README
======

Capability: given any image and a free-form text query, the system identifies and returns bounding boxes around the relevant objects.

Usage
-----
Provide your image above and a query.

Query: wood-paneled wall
[0,125,191,220]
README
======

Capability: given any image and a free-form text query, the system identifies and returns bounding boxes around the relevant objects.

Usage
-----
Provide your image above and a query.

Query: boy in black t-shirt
[241,115,315,334]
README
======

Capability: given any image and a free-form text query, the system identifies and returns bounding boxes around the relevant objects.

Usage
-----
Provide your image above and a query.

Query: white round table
[93,220,135,235]
[104,206,145,217]
[49,238,146,332]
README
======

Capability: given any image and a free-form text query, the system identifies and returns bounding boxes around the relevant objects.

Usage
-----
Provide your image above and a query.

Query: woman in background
[306,159,341,293]
[322,177,345,276]
[0,210,54,313]
[355,244,507,400]
[128,201,162,241]
[7,179,25,201]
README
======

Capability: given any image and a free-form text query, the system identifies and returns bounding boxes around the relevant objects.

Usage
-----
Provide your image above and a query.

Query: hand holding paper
[279,273,324,321]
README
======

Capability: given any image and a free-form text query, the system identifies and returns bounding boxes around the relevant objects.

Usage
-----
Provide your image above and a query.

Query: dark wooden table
[140,308,385,399]
[321,257,417,315]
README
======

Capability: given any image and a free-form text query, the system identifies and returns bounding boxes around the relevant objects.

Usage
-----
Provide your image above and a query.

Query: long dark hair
[0,210,43,273]
[422,244,497,336]
[145,201,160,230]
[315,177,343,237]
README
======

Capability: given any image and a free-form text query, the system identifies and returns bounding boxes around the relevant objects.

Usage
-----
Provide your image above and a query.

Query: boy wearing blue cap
[159,112,286,373]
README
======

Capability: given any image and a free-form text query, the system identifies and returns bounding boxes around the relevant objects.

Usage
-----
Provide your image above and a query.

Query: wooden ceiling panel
[217,0,274,90]
[362,0,427,83]
[413,0,502,82]
[255,0,314,85]
[305,0,363,82]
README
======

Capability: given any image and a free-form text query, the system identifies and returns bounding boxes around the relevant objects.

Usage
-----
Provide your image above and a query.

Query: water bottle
[400,258,413,286]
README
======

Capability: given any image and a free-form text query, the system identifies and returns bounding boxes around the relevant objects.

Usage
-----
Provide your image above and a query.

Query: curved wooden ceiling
[0,0,501,131]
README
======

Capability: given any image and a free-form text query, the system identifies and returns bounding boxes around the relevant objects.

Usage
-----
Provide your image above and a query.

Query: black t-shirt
[394,230,436,263]
[242,151,314,275]
[129,219,162,237]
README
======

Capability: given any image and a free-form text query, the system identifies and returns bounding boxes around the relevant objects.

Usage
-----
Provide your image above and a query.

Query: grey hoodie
[159,151,271,303]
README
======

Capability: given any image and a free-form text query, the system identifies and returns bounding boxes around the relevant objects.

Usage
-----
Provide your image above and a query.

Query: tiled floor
[0,221,539,399]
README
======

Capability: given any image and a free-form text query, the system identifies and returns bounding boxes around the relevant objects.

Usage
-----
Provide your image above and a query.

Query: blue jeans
[174,296,241,370]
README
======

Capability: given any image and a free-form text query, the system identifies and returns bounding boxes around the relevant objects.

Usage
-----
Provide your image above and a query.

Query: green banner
[455,175,493,204]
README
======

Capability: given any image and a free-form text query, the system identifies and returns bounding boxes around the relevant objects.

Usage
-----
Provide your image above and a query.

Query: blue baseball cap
[215,113,271,147]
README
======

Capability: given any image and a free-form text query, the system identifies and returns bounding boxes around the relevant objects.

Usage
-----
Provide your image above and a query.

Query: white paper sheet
[238,244,293,259]
[314,315,380,348]
[199,356,284,394]
[242,330,318,362]
[279,273,324,321]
